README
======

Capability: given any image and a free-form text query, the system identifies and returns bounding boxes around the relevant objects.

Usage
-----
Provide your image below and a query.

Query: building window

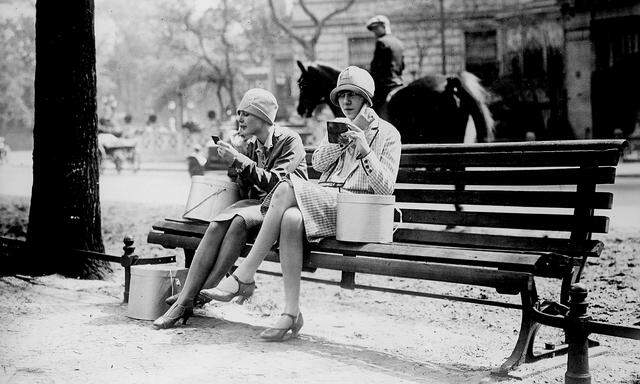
[348,36,376,70]
[593,16,640,70]
[464,30,498,85]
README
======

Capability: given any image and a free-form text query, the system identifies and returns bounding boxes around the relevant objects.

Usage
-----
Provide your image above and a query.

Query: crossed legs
[219,182,298,286]
[174,216,247,307]
[214,183,305,316]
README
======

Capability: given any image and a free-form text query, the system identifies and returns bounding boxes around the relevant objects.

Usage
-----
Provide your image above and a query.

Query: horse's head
[296,61,343,118]
[296,61,323,118]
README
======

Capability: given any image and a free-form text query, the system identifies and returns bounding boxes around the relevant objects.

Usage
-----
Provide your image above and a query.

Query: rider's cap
[237,88,278,125]
[329,66,375,106]
[366,15,390,30]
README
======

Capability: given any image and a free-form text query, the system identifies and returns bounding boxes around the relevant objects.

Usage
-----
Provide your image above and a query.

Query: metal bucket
[183,175,240,222]
[126,265,188,320]
[336,193,396,243]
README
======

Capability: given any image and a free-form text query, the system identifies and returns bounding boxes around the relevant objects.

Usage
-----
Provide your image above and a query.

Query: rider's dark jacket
[369,33,405,89]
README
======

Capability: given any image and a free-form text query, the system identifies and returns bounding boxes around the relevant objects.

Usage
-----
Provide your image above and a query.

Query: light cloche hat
[329,66,375,106]
[236,88,278,125]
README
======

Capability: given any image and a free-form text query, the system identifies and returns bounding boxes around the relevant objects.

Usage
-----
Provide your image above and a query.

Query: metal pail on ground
[336,193,396,243]
[126,265,188,320]
[182,175,240,222]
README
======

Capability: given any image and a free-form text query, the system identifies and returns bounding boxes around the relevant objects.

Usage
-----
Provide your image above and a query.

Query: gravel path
[1,196,639,383]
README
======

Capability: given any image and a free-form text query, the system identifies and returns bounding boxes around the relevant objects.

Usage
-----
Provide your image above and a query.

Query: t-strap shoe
[153,302,193,329]
[165,292,208,308]
[259,312,304,341]
[199,274,256,304]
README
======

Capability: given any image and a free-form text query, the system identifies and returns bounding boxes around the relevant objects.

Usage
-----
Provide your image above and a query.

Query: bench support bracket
[494,278,539,374]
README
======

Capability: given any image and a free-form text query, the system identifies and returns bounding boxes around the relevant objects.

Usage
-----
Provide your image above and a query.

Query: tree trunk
[27,0,109,278]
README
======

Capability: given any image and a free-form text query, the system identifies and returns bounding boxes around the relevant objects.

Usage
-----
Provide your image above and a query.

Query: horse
[296,61,494,144]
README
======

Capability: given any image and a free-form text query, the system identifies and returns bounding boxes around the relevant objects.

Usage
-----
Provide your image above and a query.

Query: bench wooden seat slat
[148,231,201,250]
[150,222,604,260]
[399,149,622,167]
[304,253,533,290]
[393,228,604,258]
[394,189,613,209]
[311,239,567,274]
[152,219,208,236]
[260,249,534,290]
[396,167,617,185]
[399,209,609,233]
[150,228,568,277]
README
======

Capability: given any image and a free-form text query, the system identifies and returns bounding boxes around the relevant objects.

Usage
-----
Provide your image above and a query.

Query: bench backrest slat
[393,228,603,257]
[394,189,613,209]
[399,149,622,167]
[395,167,617,185]
[399,139,626,153]
[399,209,609,233]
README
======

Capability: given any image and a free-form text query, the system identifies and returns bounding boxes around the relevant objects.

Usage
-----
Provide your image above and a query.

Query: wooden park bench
[147,139,631,373]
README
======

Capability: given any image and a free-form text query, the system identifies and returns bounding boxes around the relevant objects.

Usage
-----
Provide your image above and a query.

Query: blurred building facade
[270,0,639,141]
[562,0,640,139]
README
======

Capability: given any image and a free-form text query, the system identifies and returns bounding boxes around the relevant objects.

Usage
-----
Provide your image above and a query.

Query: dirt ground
[1,196,639,384]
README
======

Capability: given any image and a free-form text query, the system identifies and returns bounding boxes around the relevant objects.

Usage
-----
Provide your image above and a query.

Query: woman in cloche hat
[202,66,401,340]
[153,88,308,329]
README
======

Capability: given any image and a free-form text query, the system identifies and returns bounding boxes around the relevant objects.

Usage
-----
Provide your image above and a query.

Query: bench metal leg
[184,249,195,268]
[496,309,539,373]
[340,271,355,289]
[340,254,356,289]
[494,278,539,374]
[561,265,583,306]
[495,283,601,375]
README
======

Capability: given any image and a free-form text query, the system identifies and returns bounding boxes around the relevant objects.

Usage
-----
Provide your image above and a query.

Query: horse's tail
[457,71,495,142]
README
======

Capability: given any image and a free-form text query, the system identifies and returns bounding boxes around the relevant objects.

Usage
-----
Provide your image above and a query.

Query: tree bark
[27,0,108,278]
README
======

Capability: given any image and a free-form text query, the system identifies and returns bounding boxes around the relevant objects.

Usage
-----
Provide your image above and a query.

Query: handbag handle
[182,188,226,217]
[169,269,182,296]
[392,207,403,235]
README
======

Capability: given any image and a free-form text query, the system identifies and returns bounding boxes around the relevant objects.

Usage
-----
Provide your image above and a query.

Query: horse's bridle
[297,77,328,117]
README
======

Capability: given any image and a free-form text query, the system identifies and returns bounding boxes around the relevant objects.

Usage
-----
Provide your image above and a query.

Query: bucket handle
[169,269,181,296]
[183,188,227,217]
[393,207,403,235]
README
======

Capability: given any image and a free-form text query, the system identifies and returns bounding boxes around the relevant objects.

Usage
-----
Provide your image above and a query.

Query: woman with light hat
[203,66,401,340]
[154,88,308,329]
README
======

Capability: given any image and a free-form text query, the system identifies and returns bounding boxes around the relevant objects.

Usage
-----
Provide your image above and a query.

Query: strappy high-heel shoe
[199,274,256,304]
[165,292,208,308]
[152,302,193,329]
[259,312,304,341]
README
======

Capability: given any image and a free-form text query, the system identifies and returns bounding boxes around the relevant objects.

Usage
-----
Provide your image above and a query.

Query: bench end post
[121,236,136,303]
[339,271,356,290]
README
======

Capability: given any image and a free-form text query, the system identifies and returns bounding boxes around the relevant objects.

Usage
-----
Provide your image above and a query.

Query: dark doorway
[591,16,640,138]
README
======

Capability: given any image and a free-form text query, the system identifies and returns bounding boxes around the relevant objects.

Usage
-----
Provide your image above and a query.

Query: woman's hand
[341,122,370,158]
[215,140,241,165]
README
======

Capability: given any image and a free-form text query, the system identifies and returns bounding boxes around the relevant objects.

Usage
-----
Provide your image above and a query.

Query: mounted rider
[366,15,405,113]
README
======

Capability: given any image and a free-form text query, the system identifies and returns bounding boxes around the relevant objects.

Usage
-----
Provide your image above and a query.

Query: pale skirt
[261,175,344,242]
[213,199,263,229]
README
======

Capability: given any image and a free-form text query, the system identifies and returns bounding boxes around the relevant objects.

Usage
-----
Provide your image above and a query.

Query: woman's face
[237,110,265,139]
[338,91,366,120]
